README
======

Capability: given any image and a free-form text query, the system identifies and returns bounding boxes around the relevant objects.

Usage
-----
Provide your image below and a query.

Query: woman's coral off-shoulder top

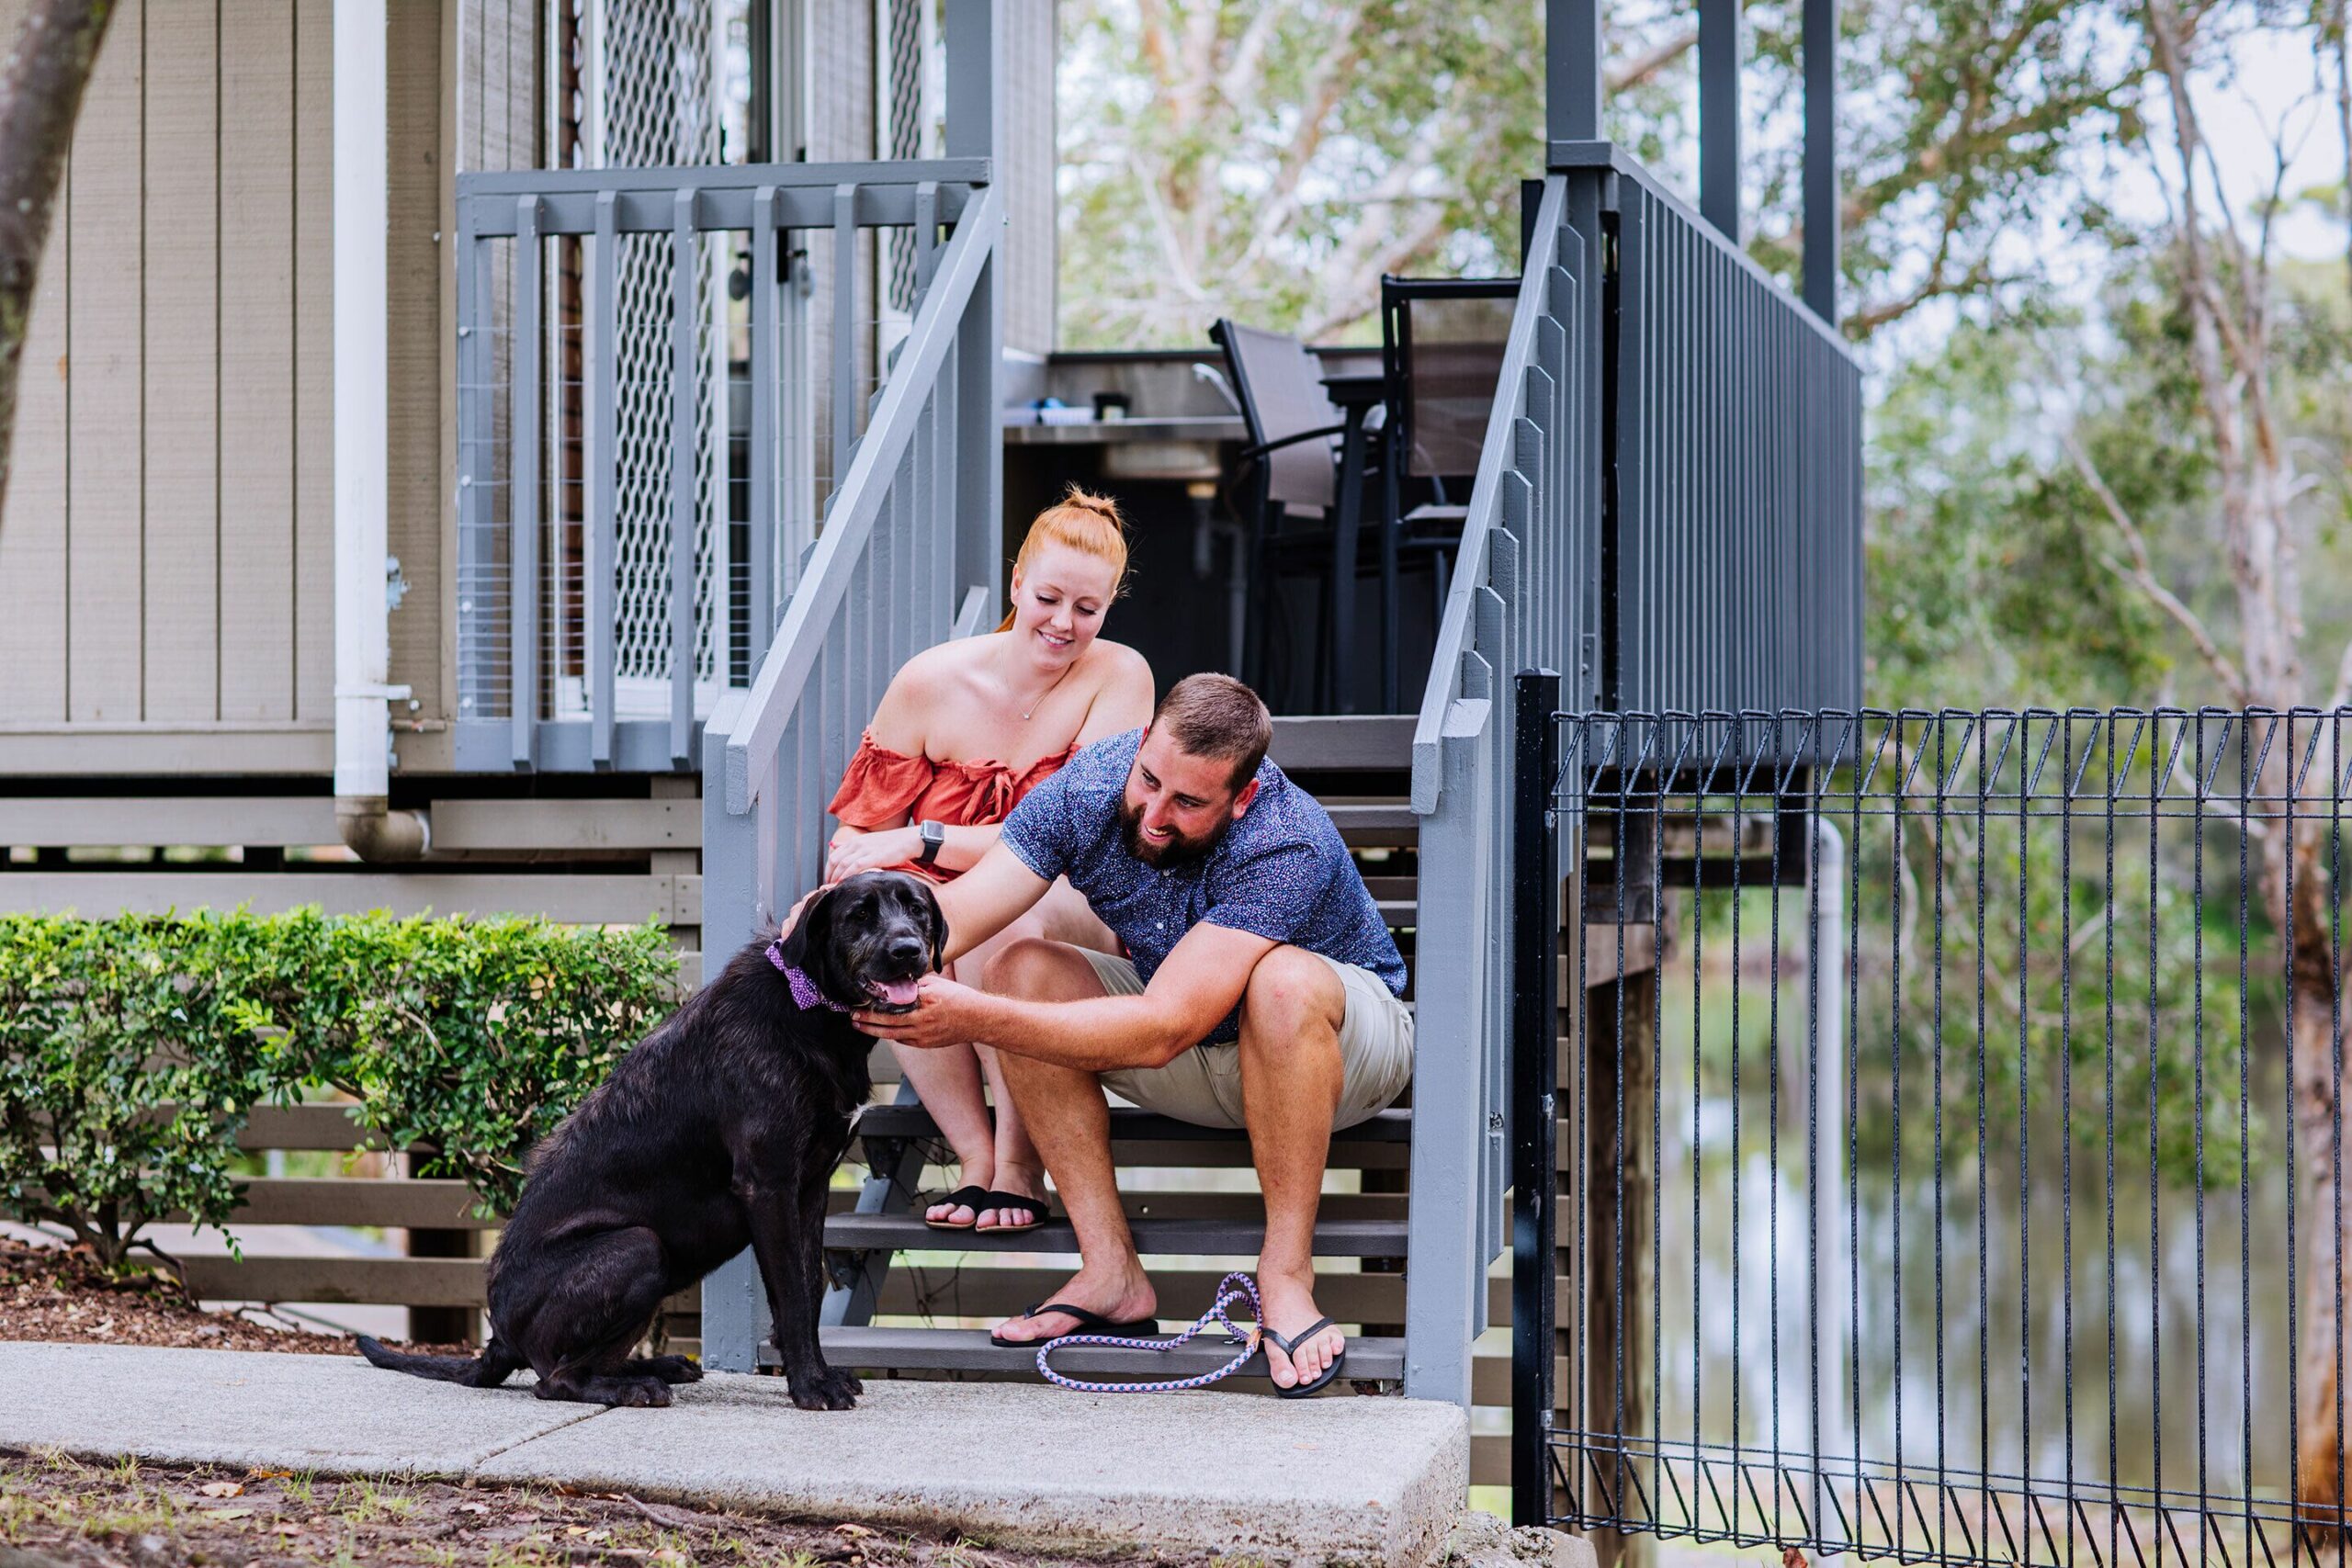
[825,730,1081,883]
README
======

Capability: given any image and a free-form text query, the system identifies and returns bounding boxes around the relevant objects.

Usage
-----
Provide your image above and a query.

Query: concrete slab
[473,1374,1468,1568]
[0,1344,1468,1566]
[0,1344,591,1475]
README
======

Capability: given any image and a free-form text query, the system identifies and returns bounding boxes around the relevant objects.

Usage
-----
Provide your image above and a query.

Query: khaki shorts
[1079,947,1413,1131]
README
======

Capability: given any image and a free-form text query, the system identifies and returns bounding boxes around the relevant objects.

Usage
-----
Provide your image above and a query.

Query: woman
[823,487,1154,1233]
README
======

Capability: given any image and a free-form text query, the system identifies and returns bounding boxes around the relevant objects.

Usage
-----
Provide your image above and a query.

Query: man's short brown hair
[1150,673,1273,793]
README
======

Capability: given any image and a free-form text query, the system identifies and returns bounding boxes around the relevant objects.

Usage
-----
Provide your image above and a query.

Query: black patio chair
[1210,318,1390,713]
[1374,275,1518,705]
[1213,320,1363,709]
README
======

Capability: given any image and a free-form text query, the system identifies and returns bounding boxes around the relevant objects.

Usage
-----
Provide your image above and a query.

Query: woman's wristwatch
[915,819,947,866]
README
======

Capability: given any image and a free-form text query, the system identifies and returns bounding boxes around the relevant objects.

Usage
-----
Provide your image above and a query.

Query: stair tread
[855,1104,1410,1145]
[824,1213,1408,1257]
[811,1326,1406,1382]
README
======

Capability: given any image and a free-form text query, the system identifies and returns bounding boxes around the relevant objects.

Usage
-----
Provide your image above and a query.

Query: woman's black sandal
[922,1184,993,1230]
[973,1190,1050,1235]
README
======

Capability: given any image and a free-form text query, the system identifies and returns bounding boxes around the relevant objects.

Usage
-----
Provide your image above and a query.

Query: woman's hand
[826,826,922,882]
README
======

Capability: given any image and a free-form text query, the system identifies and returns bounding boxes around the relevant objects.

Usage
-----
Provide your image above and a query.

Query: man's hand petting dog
[853,972,981,1049]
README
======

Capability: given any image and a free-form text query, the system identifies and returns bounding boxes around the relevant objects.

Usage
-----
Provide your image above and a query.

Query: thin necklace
[1011,647,1079,721]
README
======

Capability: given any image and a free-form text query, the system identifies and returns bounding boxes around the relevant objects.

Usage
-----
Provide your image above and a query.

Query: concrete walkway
[0,1342,1469,1567]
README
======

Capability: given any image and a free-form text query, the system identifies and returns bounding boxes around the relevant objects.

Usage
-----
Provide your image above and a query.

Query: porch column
[1548,0,1601,143]
[1700,0,1742,239]
[944,0,1003,613]
[331,0,398,803]
[1803,0,1840,323]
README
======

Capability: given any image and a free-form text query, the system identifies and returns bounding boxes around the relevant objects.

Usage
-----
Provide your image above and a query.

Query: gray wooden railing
[448,160,997,773]
[1406,173,1597,1406]
[1407,151,1863,1407]
[694,174,1003,1371]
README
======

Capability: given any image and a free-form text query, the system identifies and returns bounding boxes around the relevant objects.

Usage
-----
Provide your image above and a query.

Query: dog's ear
[775,884,831,973]
[925,889,949,975]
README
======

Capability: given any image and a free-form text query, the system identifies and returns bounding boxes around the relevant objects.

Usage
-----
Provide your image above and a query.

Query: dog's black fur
[355,871,945,1412]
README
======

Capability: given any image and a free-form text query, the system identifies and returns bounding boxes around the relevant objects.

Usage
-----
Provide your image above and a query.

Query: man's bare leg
[1236,945,1350,1390]
[984,937,1157,1343]
[970,880,1120,1231]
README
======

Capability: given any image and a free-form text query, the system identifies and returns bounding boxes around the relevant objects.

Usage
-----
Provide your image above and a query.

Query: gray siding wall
[0,0,533,773]
[0,0,336,742]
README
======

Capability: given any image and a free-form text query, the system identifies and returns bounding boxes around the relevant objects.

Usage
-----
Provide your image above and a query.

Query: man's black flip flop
[989,1301,1162,1347]
[1264,1316,1347,1398]
[922,1184,992,1230]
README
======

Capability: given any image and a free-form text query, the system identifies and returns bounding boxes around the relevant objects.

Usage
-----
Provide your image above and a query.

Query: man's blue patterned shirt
[999,728,1407,1045]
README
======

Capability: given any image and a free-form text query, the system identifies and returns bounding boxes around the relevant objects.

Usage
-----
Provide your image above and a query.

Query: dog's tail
[354,1334,525,1388]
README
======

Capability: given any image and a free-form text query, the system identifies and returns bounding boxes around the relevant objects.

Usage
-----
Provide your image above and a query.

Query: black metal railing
[1551,145,1865,717]
[1514,685,2352,1568]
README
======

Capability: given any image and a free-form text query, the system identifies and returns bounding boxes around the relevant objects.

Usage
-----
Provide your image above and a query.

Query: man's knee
[978,940,1072,1001]
[1240,947,1344,1049]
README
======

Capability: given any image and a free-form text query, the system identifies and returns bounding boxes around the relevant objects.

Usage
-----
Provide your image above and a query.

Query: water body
[1574,966,2305,1547]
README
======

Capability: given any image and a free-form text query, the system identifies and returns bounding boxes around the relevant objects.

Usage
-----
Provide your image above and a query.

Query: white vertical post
[333,0,403,800]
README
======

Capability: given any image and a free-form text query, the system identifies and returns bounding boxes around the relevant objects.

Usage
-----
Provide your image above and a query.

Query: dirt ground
[0,1450,1190,1568]
[0,1239,466,1359]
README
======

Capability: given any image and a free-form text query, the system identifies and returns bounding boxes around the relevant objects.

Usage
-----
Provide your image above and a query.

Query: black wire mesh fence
[1514,683,2352,1568]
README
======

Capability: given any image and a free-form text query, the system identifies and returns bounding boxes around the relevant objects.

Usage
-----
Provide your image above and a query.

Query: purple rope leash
[1035,1271,1262,1394]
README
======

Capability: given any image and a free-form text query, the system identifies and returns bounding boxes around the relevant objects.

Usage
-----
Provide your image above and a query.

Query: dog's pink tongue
[876,977,920,1007]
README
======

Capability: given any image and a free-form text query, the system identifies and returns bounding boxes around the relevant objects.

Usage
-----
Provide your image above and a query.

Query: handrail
[1408,175,1566,814]
[1549,139,1852,357]
[718,181,1004,814]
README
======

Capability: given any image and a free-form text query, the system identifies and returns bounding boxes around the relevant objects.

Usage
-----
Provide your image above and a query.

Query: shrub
[0,911,321,1273]
[0,908,681,1273]
[317,913,680,1213]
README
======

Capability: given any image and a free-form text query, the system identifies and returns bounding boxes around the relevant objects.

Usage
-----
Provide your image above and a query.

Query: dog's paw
[642,1354,703,1384]
[616,1379,673,1408]
[788,1369,861,1411]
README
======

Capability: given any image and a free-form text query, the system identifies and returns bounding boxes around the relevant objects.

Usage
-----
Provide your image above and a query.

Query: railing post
[1548,0,1601,142]
[699,696,770,1373]
[1700,0,1742,240]
[1803,0,1839,325]
[1511,671,1563,1525]
[1404,702,1493,1408]
[945,0,1004,615]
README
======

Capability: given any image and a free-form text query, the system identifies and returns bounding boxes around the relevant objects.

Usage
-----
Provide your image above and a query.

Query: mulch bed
[0,1450,1181,1568]
[0,1237,466,1359]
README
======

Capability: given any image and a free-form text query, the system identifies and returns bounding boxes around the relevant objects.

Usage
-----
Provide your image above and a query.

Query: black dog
[356,871,944,1411]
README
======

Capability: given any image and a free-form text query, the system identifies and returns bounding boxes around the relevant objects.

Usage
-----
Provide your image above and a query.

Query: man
[852,672,1412,1394]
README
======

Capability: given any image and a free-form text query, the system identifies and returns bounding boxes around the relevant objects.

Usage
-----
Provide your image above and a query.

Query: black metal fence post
[1513,669,1565,1524]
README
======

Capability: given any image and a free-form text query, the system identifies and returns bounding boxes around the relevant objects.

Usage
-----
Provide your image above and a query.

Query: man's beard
[1117,796,1227,872]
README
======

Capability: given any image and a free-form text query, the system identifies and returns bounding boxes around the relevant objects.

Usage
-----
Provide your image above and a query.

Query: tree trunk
[2290,807,2352,1529]
[0,0,118,534]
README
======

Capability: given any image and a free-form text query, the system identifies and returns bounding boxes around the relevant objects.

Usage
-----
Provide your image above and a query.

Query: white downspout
[332,0,424,860]
[1807,815,1849,1560]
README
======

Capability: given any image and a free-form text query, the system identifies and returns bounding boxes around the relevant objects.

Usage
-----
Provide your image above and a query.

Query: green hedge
[0,908,681,1274]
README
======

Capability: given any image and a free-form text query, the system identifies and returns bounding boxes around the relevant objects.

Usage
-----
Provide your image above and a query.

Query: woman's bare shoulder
[1084,638,1151,683]
[868,636,996,744]
[1076,640,1156,737]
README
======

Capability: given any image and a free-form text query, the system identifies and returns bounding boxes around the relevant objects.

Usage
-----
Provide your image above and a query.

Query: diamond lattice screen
[589,0,724,716]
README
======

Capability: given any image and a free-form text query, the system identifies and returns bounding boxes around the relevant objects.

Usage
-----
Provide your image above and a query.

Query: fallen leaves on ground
[0,1451,1210,1567]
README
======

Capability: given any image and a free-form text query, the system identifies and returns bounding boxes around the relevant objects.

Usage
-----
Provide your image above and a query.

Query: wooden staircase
[807,715,1423,1391]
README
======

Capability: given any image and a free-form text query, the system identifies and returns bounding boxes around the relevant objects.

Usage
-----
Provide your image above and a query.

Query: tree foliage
[1056,0,2142,347]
